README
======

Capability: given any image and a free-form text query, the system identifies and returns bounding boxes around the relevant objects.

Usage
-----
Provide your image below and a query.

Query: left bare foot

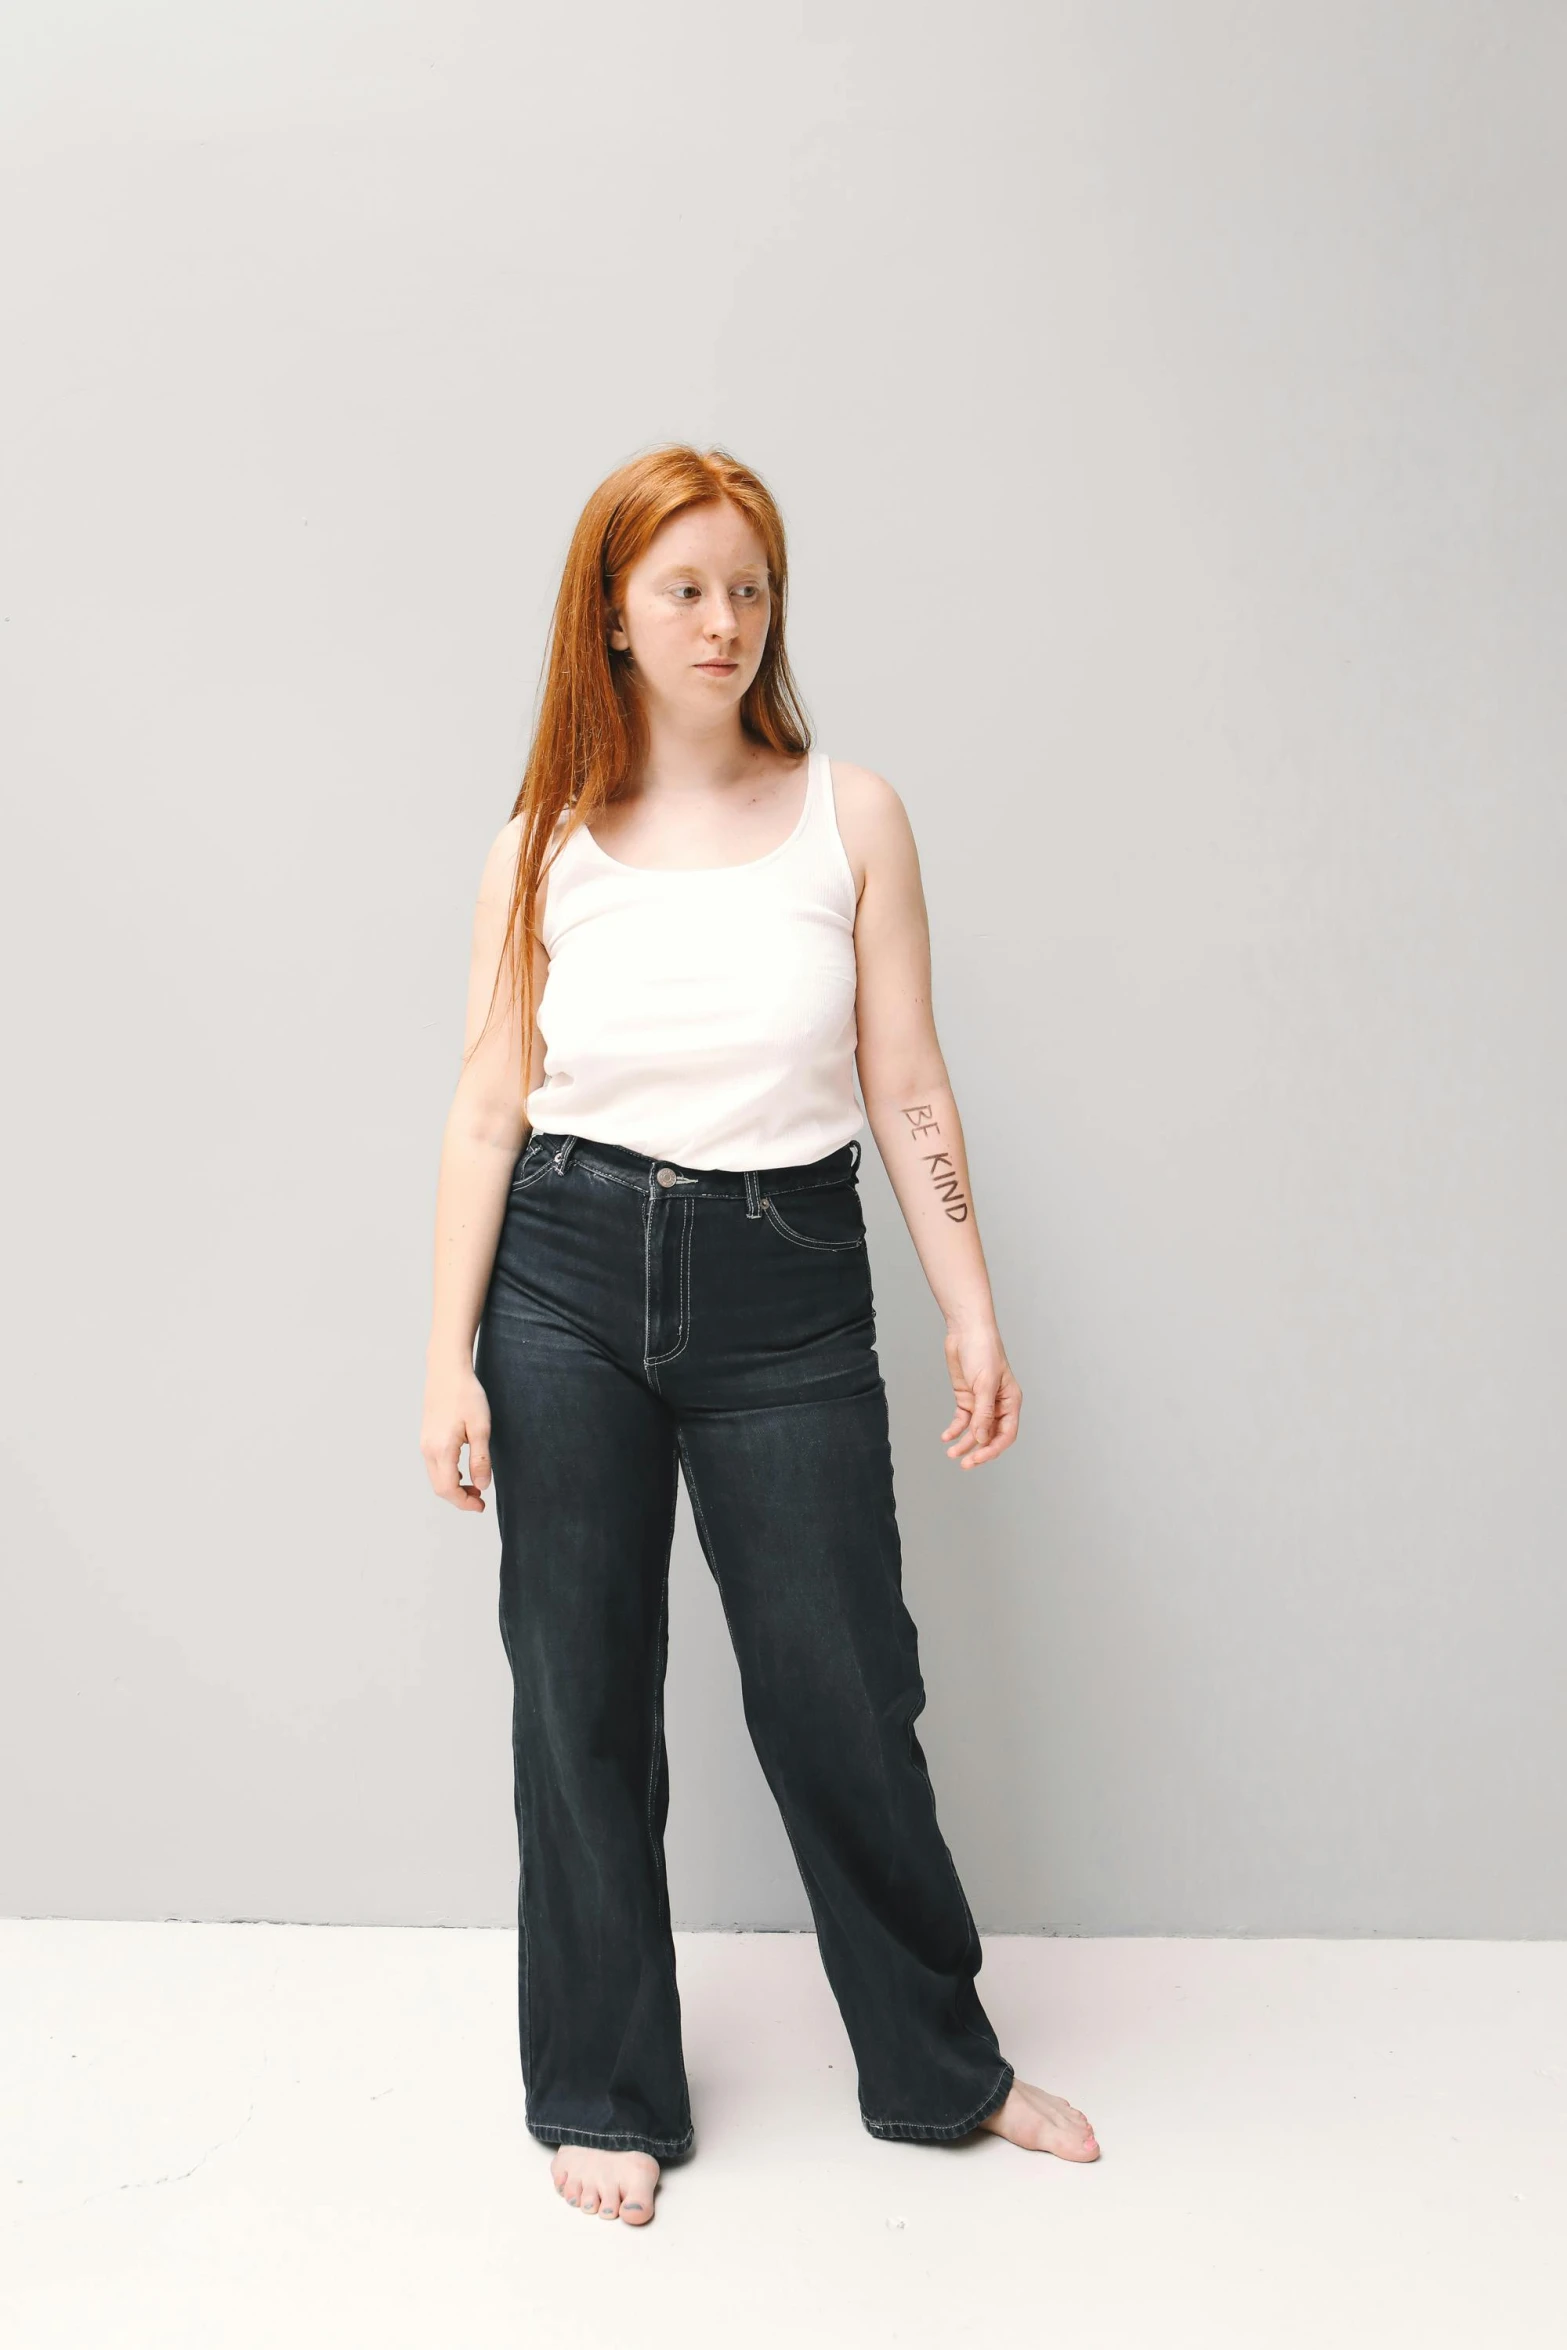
[978,2079,1100,2161]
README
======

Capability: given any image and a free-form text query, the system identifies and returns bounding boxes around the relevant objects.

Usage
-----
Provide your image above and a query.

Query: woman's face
[609,501,773,715]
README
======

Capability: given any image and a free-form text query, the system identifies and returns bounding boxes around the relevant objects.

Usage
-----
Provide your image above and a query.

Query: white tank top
[523,748,863,1170]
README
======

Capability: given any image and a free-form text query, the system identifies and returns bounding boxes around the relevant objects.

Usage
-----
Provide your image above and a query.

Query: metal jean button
[656,1166,677,1188]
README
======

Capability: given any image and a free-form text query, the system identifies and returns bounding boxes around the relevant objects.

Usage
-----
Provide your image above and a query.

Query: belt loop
[553,1134,578,1173]
[743,1169,763,1219]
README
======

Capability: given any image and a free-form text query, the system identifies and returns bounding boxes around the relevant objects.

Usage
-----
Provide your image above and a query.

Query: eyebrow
[654,563,766,582]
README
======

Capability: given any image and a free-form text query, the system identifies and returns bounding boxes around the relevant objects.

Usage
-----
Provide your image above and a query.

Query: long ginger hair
[480,444,813,1089]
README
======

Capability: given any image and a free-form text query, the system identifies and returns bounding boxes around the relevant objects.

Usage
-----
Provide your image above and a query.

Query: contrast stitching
[760,1197,866,1252]
[573,1160,642,1192]
[645,1196,693,1366]
[528,2121,695,2155]
[861,2060,1015,2141]
[641,1188,654,1374]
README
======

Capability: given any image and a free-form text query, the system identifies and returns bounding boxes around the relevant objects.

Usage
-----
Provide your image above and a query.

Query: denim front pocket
[509,1136,552,1194]
[758,1180,867,1253]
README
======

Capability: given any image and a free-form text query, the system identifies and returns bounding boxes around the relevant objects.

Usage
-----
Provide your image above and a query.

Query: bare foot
[978,2080,1100,2161]
[550,2144,661,2224]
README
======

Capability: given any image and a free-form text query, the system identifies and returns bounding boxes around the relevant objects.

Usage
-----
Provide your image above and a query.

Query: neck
[630,713,763,799]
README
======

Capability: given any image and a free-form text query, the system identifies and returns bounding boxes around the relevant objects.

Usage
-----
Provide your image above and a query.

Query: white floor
[2,1921,1562,2348]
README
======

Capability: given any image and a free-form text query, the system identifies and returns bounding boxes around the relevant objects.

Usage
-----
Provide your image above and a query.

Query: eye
[668,580,764,603]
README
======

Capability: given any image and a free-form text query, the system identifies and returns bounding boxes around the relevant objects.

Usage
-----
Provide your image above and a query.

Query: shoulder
[825,758,920,899]
[477,806,569,917]
[487,809,526,873]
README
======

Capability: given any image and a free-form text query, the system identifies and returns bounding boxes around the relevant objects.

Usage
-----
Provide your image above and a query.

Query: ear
[606,609,630,653]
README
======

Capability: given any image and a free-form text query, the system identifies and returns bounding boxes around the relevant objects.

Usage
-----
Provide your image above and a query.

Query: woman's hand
[940,1321,1021,1468]
[422,1364,494,1512]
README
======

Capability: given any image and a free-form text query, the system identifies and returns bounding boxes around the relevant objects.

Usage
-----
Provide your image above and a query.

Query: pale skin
[420,498,1099,2223]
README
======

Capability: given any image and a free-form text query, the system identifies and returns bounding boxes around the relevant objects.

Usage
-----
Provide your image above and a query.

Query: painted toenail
[626,2202,642,2211]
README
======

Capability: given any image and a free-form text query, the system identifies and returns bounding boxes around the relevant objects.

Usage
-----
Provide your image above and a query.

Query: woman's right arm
[420,814,547,1513]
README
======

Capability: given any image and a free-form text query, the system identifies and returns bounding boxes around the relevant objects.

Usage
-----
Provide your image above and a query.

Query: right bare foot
[550,2144,661,2225]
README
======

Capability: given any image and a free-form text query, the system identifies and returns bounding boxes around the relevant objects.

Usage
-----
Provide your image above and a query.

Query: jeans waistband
[528,1128,862,1201]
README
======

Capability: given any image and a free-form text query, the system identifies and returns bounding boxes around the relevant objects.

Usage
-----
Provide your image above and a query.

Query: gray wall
[4,3,1562,1935]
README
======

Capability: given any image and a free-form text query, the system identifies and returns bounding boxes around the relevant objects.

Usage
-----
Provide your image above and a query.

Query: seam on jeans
[860,2059,1015,2141]
[767,1164,860,1197]
[675,1427,714,1572]
[497,1579,534,2103]
[509,1143,553,1194]
[573,1160,643,1193]
[645,1195,693,1366]
[760,1196,867,1252]
[528,2121,695,2156]
[647,1456,678,1849]
[641,1189,654,1384]
[516,1729,536,2106]
[903,1698,990,1992]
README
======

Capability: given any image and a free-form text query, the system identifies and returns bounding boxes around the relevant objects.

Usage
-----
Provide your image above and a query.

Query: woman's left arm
[836,762,1022,1469]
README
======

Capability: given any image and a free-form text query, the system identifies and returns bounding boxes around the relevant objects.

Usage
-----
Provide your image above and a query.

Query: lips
[697,662,737,671]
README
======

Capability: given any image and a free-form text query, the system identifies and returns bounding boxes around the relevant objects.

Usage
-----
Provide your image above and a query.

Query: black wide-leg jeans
[474,1126,1014,2158]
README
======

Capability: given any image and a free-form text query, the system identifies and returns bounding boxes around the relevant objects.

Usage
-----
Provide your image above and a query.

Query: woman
[421,446,1099,2225]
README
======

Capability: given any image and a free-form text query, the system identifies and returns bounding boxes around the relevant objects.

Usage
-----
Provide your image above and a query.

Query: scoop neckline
[576,752,816,876]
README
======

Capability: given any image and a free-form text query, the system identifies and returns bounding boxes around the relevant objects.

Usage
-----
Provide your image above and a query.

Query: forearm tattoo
[901,1103,970,1223]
